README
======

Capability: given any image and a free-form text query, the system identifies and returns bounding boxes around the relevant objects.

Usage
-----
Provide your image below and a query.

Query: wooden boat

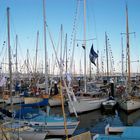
[118,5,140,113]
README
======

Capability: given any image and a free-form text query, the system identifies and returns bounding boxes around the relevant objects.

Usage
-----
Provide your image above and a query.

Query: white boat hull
[4,96,24,105]
[68,98,107,114]
[46,121,79,135]
[20,131,47,140]
[21,120,79,136]
[118,98,140,113]
[49,98,62,107]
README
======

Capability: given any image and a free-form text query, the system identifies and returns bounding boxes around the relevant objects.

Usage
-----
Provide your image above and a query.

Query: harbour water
[49,106,140,135]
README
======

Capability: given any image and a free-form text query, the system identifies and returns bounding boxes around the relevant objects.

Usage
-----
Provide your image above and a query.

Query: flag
[89,44,98,66]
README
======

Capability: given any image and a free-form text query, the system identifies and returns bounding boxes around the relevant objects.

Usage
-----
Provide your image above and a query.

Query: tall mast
[83,0,87,93]
[7,7,13,110]
[15,34,18,81]
[126,4,130,85]
[43,0,48,93]
[89,61,91,80]
[105,32,109,77]
[26,49,30,79]
[35,31,39,73]
[60,24,63,79]
[96,50,99,78]
[60,24,63,64]
[65,34,68,75]
[121,37,124,76]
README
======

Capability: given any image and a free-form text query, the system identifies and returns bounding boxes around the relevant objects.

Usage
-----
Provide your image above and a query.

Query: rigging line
[69,0,80,48]
[69,0,80,75]
[47,23,78,118]
[16,37,25,63]
[2,41,8,62]
[62,34,67,67]
[0,10,7,45]
[92,2,99,52]
[0,42,6,58]
[51,25,61,75]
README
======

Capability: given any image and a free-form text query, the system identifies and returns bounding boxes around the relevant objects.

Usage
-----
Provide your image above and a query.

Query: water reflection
[45,106,140,134]
[118,109,140,126]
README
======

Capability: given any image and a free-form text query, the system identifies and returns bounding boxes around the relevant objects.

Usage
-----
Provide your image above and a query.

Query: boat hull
[118,98,140,113]
[46,121,79,135]
[4,96,24,105]
[102,100,117,110]
[68,98,107,114]
[49,95,65,107]
[20,131,47,140]
[21,121,79,136]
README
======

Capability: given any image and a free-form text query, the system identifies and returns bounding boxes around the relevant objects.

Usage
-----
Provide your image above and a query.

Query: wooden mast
[65,34,68,76]
[96,50,99,78]
[35,31,39,74]
[15,35,18,79]
[43,0,48,94]
[7,7,13,112]
[26,49,30,78]
[83,0,87,93]
[121,37,124,76]
[126,4,131,86]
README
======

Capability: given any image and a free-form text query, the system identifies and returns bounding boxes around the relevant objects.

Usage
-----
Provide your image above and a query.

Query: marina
[0,0,140,139]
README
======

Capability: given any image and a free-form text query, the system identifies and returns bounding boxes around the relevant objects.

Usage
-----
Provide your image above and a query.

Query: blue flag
[89,44,98,66]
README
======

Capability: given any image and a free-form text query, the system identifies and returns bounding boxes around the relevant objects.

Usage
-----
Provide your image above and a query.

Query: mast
[26,49,29,75]
[126,4,131,85]
[60,24,63,79]
[96,50,99,78]
[7,7,13,111]
[43,0,48,93]
[60,24,63,64]
[35,31,39,73]
[65,34,68,75]
[121,37,124,76]
[105,32,109,77]
[15,35,18,78]
[83,0,87,93]
[79,59,82,77]
[89,61,91,80]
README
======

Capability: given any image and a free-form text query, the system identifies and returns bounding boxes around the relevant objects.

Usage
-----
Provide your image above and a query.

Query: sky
[0,0,140,75]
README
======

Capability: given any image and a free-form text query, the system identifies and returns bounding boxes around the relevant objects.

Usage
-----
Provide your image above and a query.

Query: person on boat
[54,81,59,95]
[50,80,59,96]
[15,81,20,93]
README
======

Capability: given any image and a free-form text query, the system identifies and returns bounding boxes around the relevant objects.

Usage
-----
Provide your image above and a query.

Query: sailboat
[48,25,66,107]
[68,0,108,114]
[118,5,140,113]
[1,6,47,140]
[2,1,79,139]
